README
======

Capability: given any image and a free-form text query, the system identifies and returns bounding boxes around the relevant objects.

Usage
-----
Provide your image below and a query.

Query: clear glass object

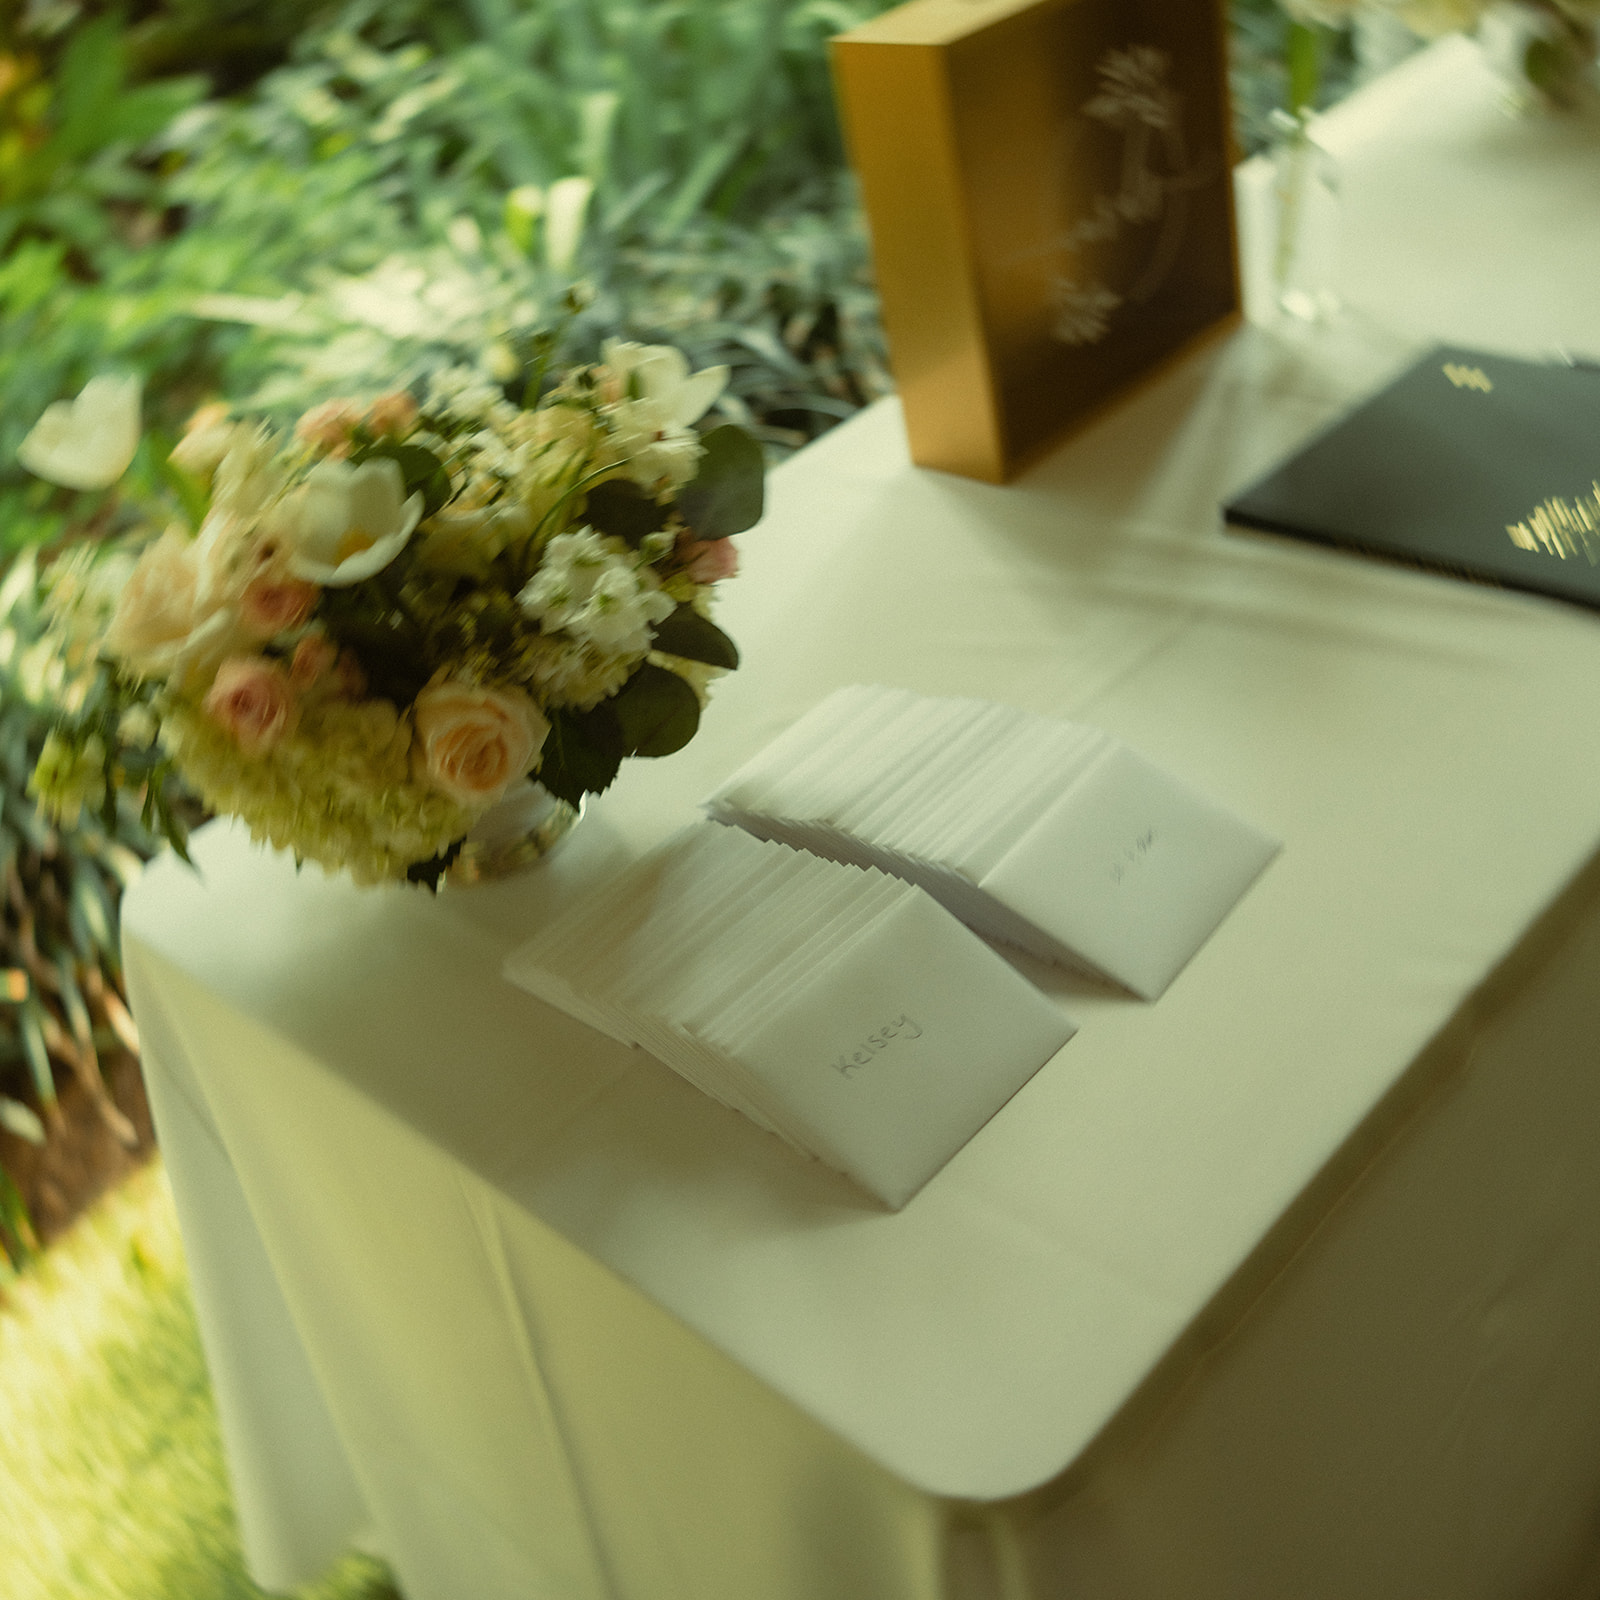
[1268,109,1341,326]
[445,779,583,886]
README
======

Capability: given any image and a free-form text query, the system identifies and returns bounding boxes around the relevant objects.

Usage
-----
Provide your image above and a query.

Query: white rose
[416,500,533,577]
[413,681,549,807]
[517,403,600,485]
[18,375,141,491]
[282,457,423,587]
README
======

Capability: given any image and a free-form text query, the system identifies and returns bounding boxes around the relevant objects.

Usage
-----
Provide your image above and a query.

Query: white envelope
[732,888,1076,1207]
[503,825,1077,1208]
[704,686,1280,1000]
[980,743,1280,999]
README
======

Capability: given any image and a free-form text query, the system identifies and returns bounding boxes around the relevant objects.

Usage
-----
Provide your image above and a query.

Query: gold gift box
[831,0,1241,483]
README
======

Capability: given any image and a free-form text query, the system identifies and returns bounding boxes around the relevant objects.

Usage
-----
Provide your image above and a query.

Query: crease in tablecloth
[458,1171,622,1600]
[124,933,372,1592]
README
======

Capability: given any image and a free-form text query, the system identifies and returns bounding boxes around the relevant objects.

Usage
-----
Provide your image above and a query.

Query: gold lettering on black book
[1506,482,1600,564]
[1442,363,1493,393]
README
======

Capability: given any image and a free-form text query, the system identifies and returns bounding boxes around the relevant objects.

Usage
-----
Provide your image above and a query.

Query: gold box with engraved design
[830,0,1241,483]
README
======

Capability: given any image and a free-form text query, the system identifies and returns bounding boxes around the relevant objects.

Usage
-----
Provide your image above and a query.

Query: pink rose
[289,634,338,688]
[413,681,549,807]
[289,635,366,700]
[203,657,297,754]
[331,653,367,700]
[677,534,738,584]
[365,391,418,438]
[240,574,318,639]
[294,399,361,453]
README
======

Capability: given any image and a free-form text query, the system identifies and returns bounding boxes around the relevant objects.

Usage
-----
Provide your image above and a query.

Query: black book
[1224,344,1600,609]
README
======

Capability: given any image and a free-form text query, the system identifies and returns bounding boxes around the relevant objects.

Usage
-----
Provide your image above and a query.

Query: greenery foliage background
[0,1161,401,1599]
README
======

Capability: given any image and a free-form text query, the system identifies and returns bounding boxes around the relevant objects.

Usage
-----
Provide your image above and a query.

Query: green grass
[0,1161,400,1600]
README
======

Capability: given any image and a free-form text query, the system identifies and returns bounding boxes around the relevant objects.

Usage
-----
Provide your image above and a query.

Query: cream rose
[413,681,548,807]
[294,398,362,453]
[203,656,298,754]
[365,391,418,438]
[103,528,204,674]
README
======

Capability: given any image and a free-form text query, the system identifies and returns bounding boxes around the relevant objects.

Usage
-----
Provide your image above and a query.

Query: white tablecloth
[124,39,1600,1600]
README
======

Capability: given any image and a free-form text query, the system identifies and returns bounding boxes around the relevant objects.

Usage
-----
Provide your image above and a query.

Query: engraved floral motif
[1082,46,1177,133]
[1047,45,1209,349]
[1051,279,1124,347]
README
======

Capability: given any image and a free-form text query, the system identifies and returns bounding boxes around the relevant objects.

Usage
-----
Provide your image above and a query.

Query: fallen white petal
[17,375,142,491]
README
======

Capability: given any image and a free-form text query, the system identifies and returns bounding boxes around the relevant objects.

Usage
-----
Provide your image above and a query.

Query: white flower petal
[545,176,593,275]
[634,345,690,396]
[664,364,728,427]
[299,477,355,548]
[346,458,407,531]
[290,492,423,587]
[17,375,141,491]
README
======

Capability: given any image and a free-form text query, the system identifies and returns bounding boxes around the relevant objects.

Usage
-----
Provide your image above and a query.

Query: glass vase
[446,779,583,886]
[1268,108,1341,326]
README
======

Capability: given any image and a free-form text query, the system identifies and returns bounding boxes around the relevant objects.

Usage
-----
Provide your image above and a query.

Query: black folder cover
[1224,345,1600,609]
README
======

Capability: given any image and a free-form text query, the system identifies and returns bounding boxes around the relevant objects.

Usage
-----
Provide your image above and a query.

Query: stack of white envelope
[703,685,1280,999]
[502,822,1075,1208]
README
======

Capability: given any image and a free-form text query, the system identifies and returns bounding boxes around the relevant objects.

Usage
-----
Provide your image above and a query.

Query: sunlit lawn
[0,1161,398,1600]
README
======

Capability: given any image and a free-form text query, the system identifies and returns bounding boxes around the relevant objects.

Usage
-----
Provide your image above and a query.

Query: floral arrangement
[22,340,763,886]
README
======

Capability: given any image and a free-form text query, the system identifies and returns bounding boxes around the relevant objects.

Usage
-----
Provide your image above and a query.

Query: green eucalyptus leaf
[537,703,625,809]
[72,871,115,958]
[158,798,193,867]
[650,604,739,670]
[674,425,765,540]
[353,442,453,518]
[18,1001,54,1108]
[612,663,700,758]
[582,479,667,548]
[56,963,91,1049]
